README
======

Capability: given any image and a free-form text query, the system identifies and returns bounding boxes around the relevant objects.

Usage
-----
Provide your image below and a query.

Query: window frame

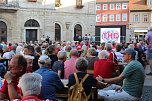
[122,3,127,9]
[110,3,115,10]
[143,14,148,22]
[103,4,108,10]
[109,14,114,22]
[102,14,108,22]
[96,4,101,10]
[134,15,139,23]
[122,13,127,21]
[96,15,101,22]
[116,3,121,10]
[116,14,121,21]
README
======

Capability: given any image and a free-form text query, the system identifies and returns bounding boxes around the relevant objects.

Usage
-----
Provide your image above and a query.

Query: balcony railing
[0,1,19,12]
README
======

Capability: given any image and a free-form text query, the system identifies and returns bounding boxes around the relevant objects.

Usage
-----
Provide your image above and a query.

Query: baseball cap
[38,55,51,64]
[122,48,136,59]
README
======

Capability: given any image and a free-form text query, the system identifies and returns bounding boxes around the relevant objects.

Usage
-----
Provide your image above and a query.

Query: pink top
[64,56,78,79]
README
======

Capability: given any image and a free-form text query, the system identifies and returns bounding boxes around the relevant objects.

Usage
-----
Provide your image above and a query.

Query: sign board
[100,28,120,43]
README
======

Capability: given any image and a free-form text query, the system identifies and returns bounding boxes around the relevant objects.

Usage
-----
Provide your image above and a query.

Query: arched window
[24,19,40,27]
[55,23,61,41]
[0,21,7,42]
[74,24,82,37]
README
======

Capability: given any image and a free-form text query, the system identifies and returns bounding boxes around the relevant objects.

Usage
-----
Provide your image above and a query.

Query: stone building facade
[0,0,96,43]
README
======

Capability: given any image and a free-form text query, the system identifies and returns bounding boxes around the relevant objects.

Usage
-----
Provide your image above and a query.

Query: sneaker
[146,72,152,76]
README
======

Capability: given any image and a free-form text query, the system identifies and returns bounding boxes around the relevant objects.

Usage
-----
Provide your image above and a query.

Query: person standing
[145,26,152,75]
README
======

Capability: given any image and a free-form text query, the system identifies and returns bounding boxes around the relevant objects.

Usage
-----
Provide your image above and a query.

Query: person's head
[65,45,72,52]
[24,55,34,68]
[98,50,110,59]
[18,73,42,97]
[9,54,27,77]
[123,48,136,63]
[87,48,97,56]
[76,57,88,72]
[137,43,141,48]
[128,44,134,49]
[38,55,52,68]
[70,49,79,57]
[116,44,122,52]
[46,45,56,55]
[148,26,152,31]
[12,45,17,51]
[35,46,42,54]
[105,43,112,51]
[23,45,35,55]
[57,51,66,62]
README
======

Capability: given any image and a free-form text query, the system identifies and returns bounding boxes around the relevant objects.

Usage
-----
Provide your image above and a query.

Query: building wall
[0,0,96,43]
[129,11,151,42]
[96,0,129,43]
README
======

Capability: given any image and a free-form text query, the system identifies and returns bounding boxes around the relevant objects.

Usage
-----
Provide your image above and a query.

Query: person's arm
[4,72,20,100]
[96,75,124,84]
[0,92,7,100]
[7,82,20,100]
[96,81,107,89]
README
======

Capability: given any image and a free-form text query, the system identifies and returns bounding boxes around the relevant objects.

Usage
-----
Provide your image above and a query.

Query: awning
[134,29,148,32]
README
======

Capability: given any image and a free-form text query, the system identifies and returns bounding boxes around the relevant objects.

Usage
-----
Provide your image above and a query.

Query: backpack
[68,73,90,101]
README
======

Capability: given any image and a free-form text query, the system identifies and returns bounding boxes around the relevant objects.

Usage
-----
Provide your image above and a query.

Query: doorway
[26,29,37,43]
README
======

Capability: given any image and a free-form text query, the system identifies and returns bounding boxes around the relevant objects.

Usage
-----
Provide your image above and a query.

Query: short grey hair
[105,43,112,51]
[76,57,88,71]
[148,26,152,31]
[87,48,97,56]
[57,51,66,60]
[18,73,42,96]
[98,50,110,59]
[128,44,134,49]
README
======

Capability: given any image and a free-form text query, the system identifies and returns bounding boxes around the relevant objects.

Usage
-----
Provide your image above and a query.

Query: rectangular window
[103,4,108,10]
[109,14,114,22]
[134,15,139,22]
[122,13,127,21]
[116,3,121,10]
[96,4,101,10]
[102,14,108,22]
[116,14,121,21]
[143,15,148,22]
[110,4,114,10]
[122,3,127,9]
[96,15,101,22]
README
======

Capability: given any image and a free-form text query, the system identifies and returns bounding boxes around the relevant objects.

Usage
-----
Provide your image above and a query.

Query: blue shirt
[35,67,64,101]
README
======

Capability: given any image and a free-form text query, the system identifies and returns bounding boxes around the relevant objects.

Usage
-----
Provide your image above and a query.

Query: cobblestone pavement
[142,65,152,101]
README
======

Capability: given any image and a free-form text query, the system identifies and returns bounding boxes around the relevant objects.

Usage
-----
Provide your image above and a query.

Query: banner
[100,28,120,43]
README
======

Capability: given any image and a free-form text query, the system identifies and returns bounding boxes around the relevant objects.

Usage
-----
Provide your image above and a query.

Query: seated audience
[52,51,66,79]
[94,50,116,78]
[67,57,107,100]
[85,48,99,70]
[64,49,79,79]
[35,55,64,101]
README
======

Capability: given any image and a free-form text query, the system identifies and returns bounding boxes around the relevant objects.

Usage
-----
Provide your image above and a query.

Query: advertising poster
[100,28,120,43]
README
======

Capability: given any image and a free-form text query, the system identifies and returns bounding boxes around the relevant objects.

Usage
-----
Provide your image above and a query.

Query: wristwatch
[7,79,13,85]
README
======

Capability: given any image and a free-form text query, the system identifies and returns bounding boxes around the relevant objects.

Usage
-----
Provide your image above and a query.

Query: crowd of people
[0,28,151,101]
